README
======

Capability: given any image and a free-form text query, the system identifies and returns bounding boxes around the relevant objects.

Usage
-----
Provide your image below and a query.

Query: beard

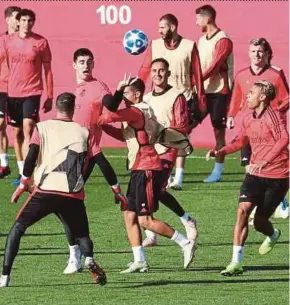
[164,29,174,41]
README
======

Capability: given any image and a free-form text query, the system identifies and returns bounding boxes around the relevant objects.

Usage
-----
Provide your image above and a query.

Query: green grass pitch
[0,148,288,305]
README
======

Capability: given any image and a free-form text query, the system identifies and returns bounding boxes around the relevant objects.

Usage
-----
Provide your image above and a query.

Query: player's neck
[205,24,219,38]
[18,31,32,38]
[153,84,168,93]
[7,27,16,35]
[251,64,267,75]
[254,103,267,117]
[76,75,93,84]
[56,113,73,121]
[165,33,180,47]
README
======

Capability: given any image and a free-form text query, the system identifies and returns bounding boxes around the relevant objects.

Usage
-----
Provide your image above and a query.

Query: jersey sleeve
[272,70,289,112]
[40,39,52,63]
[202,38,233,81]
[138,42,152,82]
[264,111,289,163]
[171,95,189,134]
[220,119,249,155]
[228,74,243,117]
[190,44,206,112]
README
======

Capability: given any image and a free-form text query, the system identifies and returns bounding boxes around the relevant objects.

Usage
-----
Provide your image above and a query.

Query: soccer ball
[123,29,148,55]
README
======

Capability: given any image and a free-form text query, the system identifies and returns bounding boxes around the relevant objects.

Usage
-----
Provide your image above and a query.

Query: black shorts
[241,143,252,166]
[124,170,163,216]
[16,192,90,238]
[7,95,41,127]
[205,93,229,130]
[239,174,289,218]
[187,95,202,128]
[0,92,8,119]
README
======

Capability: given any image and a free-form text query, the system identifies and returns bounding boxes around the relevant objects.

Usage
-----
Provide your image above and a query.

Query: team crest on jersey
[79,89,86,97]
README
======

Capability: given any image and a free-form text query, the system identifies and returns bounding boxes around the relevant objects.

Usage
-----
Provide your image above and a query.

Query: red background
[0,0,289,148]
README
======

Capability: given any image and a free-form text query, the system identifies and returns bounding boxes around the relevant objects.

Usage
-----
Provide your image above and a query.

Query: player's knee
[237,205,250,222]
[253,215,267,232]
[0,118,5,130]
[138,215,152,229]
[10,221,26,238]
[211,119,225,130]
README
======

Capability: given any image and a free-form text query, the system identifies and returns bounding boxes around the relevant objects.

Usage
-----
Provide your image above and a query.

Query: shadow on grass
[118,277,289,288]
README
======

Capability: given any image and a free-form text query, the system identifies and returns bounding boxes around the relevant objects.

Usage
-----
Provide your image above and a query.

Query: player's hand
[226,117,235,129]
[42,97,53,113]
[111,185,128,208]
[206,149,225,161]
[117,72,138,91]
[97,114,109,126]
[11,177,32,204]
[248,161,268,175]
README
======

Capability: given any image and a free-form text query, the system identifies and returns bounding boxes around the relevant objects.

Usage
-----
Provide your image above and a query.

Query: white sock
[144,229,156,239]
[231,245,244,264]
[180,212,190,224]
[0,153,8,167]
[69,244,80,261]
[132,246,146,262]
[84,256,94,267]
[212,162,224,175]
[17,161,24,175]
[171,230,189,247]
[174,168,184,185]
[269,229,279,241]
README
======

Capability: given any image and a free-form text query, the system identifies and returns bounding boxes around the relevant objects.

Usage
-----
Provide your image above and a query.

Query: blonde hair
[254,80,276,102]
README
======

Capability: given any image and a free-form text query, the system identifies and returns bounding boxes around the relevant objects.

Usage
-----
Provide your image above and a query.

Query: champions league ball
[123,29,149,55]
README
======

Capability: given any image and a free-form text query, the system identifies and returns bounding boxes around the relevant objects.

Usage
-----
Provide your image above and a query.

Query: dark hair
[127,78,145,96]
[16,9,36,21]
[250,38,273,63]
[150,58,170,70]
[254,80,276,102]
[195,5,216,21]
[56,92,76,113]
[4,6,21,18]
[73,48,94,62]
[159,13,178,28]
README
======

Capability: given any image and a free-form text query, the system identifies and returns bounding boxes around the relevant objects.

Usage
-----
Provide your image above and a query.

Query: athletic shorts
[241,143,252,166]
[16,192,90,238]
[7,95,41,127]
[0,92,8,119]
[124,170,163,216]
[205,93,230,130]
[239,174,289,218]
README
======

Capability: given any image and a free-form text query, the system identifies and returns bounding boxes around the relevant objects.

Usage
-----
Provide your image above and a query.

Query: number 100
[96,5,132,25]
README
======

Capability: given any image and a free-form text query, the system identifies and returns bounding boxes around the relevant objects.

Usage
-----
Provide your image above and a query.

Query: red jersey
[99,106,161,171]
[74,78,111,156]
[221,106,289,179]
[138,37,206,112]
[0,32,52,97]
[229,65,289,117]
[0,32,9,93]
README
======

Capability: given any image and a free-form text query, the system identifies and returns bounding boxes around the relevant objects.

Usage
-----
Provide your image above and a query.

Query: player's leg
[255,178,288,255]
[63,151,123,272]
[170,96,201,190]
[0,192,52,287]
[137,170,195,269]
[170,156,185,190]
[57,196,106,285]
[120,172,148,274]
[55,212,82,274]
[144,161,198,247]
[221,175,261,276]
[22,95,41,158]
[0,93,10,178]
[7,97,24,185]
[204,94,228,183]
